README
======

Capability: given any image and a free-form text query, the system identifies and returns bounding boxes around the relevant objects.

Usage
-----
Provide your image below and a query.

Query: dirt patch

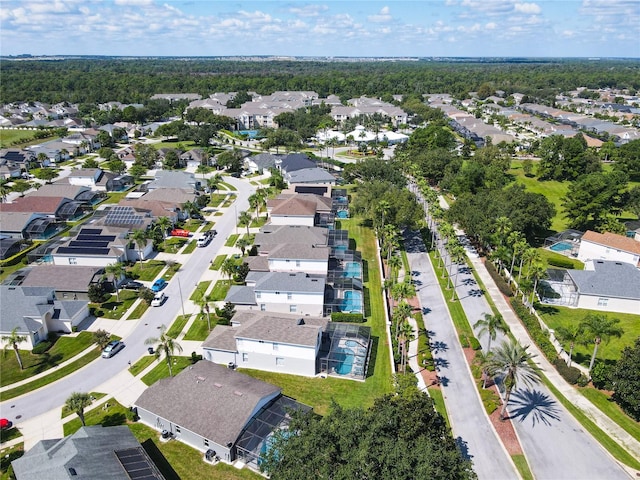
[488,394,523,455]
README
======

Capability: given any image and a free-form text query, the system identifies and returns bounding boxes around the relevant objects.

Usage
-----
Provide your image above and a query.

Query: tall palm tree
[207,173,222,199]
[493,216,512,247]
[130,229,148,268]
[104,262,124,301]
[473,350,494,389]
[448,243,467,299]
[2,327,28,370]
[527,261,547,308]
[393,301,413,350]
[377,199,391,231]
[145,325,183,377]
[198,295,214,332]
[399,319,415,373]
[236,236,251,256]
[221,258,237,286]
[238,210,252,236]
[473,313,507,353]
[248,193,261,219]
[487,339,541,420]
[510,238,529,282]
[388,254,402,286]
[580,314,624,374]
[554,324,583,368]
[519,248,541,284]
[65,392,92,426]
[154,216,172,239]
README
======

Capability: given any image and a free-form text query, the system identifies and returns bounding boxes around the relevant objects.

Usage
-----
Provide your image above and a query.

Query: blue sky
[1,1,639,58]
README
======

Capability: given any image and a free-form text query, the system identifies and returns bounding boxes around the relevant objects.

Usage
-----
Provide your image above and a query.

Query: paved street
[0,176,253,436]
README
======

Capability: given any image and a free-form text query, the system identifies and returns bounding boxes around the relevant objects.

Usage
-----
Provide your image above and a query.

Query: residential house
[203,311,328,376]
[244,153,277,174]
[284,167,336,186]
[0,238,23,260]
[29,183,103,205]
[0,149,36,171]
[12,425,165,480]
[0,211,60,240]
[624,220,640,242]
[266,243,329,276]
[147,170,200,192]
[134,360,309,469]
[226,271,325,316]
[65,168,126,192]
[0,286,89,348]
[577,230,640,268]
[266,196,317,226]
[180,148,209,168]
[0,161,21,179]
[14,265,106,301]
[0,196,89,221]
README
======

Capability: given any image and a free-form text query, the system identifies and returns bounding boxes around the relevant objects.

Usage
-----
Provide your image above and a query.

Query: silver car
[101,340,125,358]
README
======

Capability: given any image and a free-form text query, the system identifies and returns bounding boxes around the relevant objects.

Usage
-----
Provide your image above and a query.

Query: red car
[170,228,190,237]
[0,418,11,429]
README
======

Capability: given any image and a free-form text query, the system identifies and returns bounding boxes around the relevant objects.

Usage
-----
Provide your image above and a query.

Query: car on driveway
[0,418,11,429]
[122,280,144,290]
[170,228,190,237]
[151,291,165,307]
[151,278,167,292]
[101,340,125,358]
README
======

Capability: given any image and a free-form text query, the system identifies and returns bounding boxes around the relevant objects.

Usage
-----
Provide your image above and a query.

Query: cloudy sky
[1,0,639,58]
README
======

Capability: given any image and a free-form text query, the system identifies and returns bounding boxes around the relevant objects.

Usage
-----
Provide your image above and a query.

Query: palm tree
[198,295,214,332]
[510,238,529,283]
[493,216,512,247]
[154,216,172,239]
[391,281,416,311]
[527,262,547,308]
[236,236,251,256]
[473,350,494,389]
[104,262,124,301]
[388,254,402,286]
[519,248,541,284]
[448,243,467,300]
[2,327,28,370]
[207,173,222,199]
[393,301,413,349]
[130,229,148,268]
[399,319,415,373]
[145,325,183,377]
[377,199,391,231]
[65,392,92,426]
[181,200,198,219]
[238,210,252,236]
[0,181,9,203]
[487,339,541,420]
[474,313,507,353]
[221,258,237,286]
[554,324,583,368]
[580,314,624,374]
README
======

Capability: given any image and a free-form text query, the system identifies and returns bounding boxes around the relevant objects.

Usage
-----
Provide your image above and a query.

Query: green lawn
[127,260,166,282]
[536,248,584,270]
[208,193,228,207]
[579,387,640,442]
[209,280,231,301]
[427,387,450,428]
[141,357,193,386]
[219,181,237,191]
[166,315,190,339]
[249,216,267,228]
[182,240,197,254]
[129,423,262,480]
[0,426,22,444]
[1,331,95,387]
[129,355,156,377]
[183,316,214,341]
[538,305,640,365]
[163,237,189,253]
[0,129,53,148]
[90,289,139,320]
[512,454,534,480]
[225,234,239,247]
[126,300,149,320]
[210,255,226,270]
[0,443,24,480]
[190,281,212,303]
[152,140,197,150]
[63,398,136,436]
[0,348,101,402]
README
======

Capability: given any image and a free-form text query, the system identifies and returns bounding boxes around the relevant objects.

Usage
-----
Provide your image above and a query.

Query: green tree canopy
[611,336,640,421]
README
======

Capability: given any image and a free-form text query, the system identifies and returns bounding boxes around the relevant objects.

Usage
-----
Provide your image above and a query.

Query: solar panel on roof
[77,234,117,241]
[79,228,102,235]
[69,241,110,248]
[115,447,164,480]
[57,247,110,255]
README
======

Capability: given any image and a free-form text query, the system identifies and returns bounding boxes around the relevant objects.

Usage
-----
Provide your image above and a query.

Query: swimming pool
[333,347,355,375]
[337,210,349,218]
[342,290,363,313]
[343,261,362,278]
[238,129,259,138]
[550,241,573,252]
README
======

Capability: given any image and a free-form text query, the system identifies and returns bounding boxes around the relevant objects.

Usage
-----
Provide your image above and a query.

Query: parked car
[122,280,144,290]
[0,418,11,429]
[190,212,204,220]
[102,340,125,358]
[197,236,211,247]
[170,228,190,237]
[151,291,165,307]
[151,278,167,292]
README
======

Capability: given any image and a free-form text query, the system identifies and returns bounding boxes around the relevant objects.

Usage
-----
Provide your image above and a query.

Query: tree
[626,185,640,219]
[2,327,28,370]
[399,319,415,373]
[198,295,214,332]
[473,313,507,353]
[145,325,183,377]
[87,283,108,303]
[130,229,148,267]
[554,324,583,368]
[236,236,250,256]
[261,392,475,479]
[388,254,402,287]
[238,210,252,236]
[104,262,124,301]
[65,392,92,426]
[93,329,111,350]
[0,181,9,203]
[487,339,541,420]
[580,314,624,374]
[611,337,640,421]
[207,173,222,198]
[447,242,466,298]
[34,167,57,184]
[82,158,99,169]
[527,262,547,307]
[221,258,237,286]
[154,216,172,239]
[139,287,155,305]
[12,179,31,197]
[104,158,126,174]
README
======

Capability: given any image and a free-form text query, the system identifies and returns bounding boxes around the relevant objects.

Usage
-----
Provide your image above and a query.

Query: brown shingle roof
[268,197,316,216]
[582,230,640,255]
[0,196,70,214]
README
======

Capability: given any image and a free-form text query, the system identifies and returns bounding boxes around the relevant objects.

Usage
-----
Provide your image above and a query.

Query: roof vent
[297,318,305,325]
[233,391,244,397]
[69,468,77,476]
[214,382,223,388]
[196,376,206,382]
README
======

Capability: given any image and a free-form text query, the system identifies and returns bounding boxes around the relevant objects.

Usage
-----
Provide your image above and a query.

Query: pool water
[343,262,362,278]
[337,210,349,218]
[342,291,363,313]
[550,241,572,252]
[333,347,355,375]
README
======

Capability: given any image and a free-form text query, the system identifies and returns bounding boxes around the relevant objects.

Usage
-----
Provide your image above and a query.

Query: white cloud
[114,0,153,5]
[288,5,328,18]
[368,6,393,23]
[514,3,541,14]
[485,22,497,30]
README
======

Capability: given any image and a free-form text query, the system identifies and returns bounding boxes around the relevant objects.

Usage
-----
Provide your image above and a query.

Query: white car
[151,291,165,307]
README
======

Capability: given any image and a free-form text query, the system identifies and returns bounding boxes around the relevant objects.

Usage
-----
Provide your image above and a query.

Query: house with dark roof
[13,265,106,301]
[0,286,89,348]
[275,153,316,174]
[12,425,165,480]
[134,361,308,468]
[147,170,200,192]
[0,211,60,240]
[203,311,327,376]
[226,271,325,316]
[284,167,336,186]
[244,153,277,174]
[266,196,317,226]
[578,230,640,268]
[0,196,89,221]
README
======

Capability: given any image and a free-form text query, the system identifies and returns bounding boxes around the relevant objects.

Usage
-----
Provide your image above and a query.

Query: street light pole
[177,277,186,319]
[234,204,238,235]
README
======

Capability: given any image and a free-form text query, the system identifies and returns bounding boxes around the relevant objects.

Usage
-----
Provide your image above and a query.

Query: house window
[597,298,609,307]
[242,353,249,362]
[68,257,77,265]
[175,426,181,433]
[256,292,261,299]
[290,305,297,313]
[276,357,284,366]
[260,304,266,311]
[204,439,209,447]
[296,260,301,267]
[273,343,279,351]
[287,293,293,300]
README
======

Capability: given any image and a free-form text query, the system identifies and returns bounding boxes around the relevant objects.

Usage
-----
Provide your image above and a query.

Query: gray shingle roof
[236,313,327,347]
[268,243,329,261]
[285,168,336,184]
[135,361,281,447]
[20,265,103,292]
[0,286,54,334]
[255,272,325,293]
[12,425,152,480]
[567,260,640,300]
[255,225,328,250]
[225,285,258,305]
[0,212,45,233]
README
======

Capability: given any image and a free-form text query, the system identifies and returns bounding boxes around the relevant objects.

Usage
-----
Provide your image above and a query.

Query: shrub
[469,336,482,351]
[591,361,615,390]
[485,261,513,297]
[479,387,500,414]
[553,358,582,385]
[32,340,53,354]
[510,299,558,363]
[459,334,470,348]
[547,257,575,269]
[576,375,589,387]
[331,312,365,323]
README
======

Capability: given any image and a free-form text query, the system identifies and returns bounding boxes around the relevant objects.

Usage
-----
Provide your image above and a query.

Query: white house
[577,230,640,268]
[226,271,325,316]
[0,286,89,348]
[203,311,328,376]
[267,243,329,276]
[266,196,317,226]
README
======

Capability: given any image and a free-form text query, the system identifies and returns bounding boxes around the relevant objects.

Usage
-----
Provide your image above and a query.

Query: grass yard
[536,248,584,270]
[0,332,95,387]
[129,423,262,480]
[182,240,197,254]
[0,443,24,480]
[538,305,640,365]
[141,356,193,386]
[427,387,450,428]
[129,355,156,377]
[249,216,267,228]
[126,300,149,320]
[190,281,212,303]
[63,398,136,436]
[219,181,237,191]
[163,237,189,253]
[152,140,197,150]
[127,260,166,282]
[210,255,227,270]
[0,426,22,444]
[208,193,227,207]
[91,289,139,319]
[166,315,190,339]
[512,455,535,480]
[209,280,231,301]
[183,316,214,341]
[0,129,54,148]
[225,234,239,247]
[579,387,640,442]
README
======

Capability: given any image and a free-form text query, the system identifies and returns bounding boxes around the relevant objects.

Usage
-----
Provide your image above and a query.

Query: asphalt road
[1,176,253,426]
